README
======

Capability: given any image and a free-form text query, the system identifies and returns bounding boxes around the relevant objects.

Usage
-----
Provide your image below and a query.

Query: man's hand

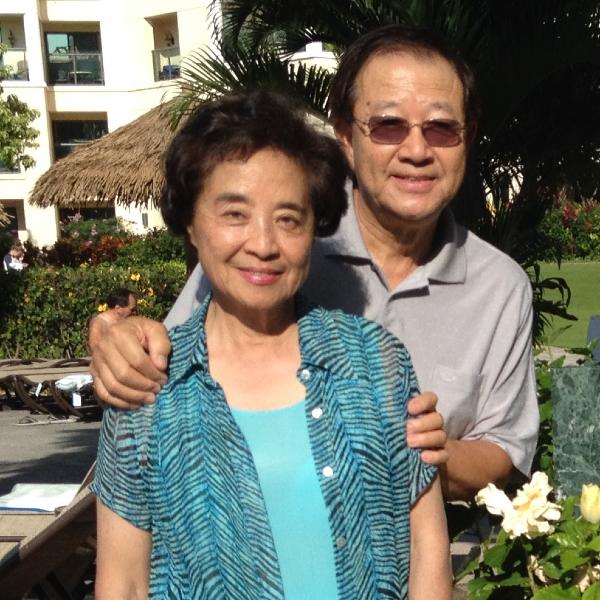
[91,317,171,409]
[406,392,448,466]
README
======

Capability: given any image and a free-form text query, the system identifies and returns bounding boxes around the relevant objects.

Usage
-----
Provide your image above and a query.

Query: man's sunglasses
[353,116,465,147]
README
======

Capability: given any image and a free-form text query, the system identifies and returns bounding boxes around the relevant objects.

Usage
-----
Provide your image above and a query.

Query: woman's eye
[278,215,302,229]
[223,210,245,221]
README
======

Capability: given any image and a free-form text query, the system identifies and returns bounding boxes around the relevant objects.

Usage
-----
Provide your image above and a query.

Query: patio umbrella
[29,102,177,209]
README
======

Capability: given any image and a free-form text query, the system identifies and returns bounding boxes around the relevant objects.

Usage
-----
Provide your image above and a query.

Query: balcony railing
[47,51,104,85]
[152,47,181,81]
[0,48,29,81]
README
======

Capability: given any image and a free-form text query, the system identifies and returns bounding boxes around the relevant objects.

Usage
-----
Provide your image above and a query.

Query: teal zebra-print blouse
[92,295,437,598]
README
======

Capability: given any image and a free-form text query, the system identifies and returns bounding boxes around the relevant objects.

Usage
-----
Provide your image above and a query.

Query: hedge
[0,262,187,359]
[539,199,600,260]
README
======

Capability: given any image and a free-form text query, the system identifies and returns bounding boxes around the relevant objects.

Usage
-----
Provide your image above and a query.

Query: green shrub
[60,216,130,240]
[114,228,185,266]
[0,262,187,358]
[0,230,13,259]
[42,235,131,267]
[540,198,600,260]
[29,225,186,269]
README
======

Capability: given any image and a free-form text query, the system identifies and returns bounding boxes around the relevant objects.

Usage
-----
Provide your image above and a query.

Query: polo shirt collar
[319,187,371,260]
[423,209,466,284]
[167,293,357,384]
[318,188,466,285]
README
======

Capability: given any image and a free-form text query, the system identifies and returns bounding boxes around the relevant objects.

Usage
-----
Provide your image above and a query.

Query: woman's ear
[186,225,198,249]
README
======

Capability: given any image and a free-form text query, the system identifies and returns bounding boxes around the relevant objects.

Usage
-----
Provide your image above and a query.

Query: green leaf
[560,549,589,571]
[454,553,483,581]
[583,583,600,600]
[555,533,582,549]
[560,497,578,522]
[533,584,582,599]
[541,560,563,580]
[586,535,600,553]
[483,541,512,570]
[494,572,530,587]
[467,577,496,600]
[539,399,553,420]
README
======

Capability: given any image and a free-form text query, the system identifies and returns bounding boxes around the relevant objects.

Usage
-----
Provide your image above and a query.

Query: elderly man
[90,25,538,501]
[88,287,138,352]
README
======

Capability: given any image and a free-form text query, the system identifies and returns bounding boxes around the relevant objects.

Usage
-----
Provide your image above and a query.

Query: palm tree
[175,0,600,341]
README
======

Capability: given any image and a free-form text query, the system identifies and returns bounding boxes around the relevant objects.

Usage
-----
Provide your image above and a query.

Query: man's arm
[88,316,107,353]
[440,439,513,501]
[440,275,538,501]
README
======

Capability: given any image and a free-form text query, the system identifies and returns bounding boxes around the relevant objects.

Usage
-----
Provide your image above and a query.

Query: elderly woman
[92,89,451,599]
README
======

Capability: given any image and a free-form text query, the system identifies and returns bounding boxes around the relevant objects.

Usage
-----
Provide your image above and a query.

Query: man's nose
[396,126,434,163]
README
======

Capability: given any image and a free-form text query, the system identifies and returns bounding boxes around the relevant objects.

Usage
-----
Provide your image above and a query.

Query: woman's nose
[245,220,278,258]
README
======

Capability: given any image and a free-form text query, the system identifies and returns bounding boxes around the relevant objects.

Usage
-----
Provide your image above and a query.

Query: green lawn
[538,261,600,348]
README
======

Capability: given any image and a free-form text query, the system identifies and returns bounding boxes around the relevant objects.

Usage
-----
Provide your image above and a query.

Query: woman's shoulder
[301,300,413,372]
[315,303,407,346]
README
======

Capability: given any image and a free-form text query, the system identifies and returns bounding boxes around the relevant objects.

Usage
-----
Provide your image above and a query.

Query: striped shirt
[92,295,437,598]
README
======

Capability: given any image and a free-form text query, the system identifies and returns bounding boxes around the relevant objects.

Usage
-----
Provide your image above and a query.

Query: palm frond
[171,44,333,127]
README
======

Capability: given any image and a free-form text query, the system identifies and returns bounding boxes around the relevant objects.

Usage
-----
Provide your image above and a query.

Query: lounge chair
[0,358,99,420]
[0,464,97,600]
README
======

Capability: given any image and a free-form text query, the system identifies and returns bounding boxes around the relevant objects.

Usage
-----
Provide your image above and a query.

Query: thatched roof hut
[29,102,177,208]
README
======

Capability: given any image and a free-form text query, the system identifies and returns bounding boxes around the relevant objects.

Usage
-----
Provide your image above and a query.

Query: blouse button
[322,466,334,478]
[336,536,347,549]
[311,407,323,419]
[299,368,311,382]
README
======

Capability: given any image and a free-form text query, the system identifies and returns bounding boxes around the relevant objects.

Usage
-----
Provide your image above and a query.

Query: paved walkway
[0,409,100,496]
[536,346,589,366]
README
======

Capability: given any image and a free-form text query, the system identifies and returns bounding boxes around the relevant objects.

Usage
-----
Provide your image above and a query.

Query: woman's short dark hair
[161,89,350,237]
[328,25,480,143]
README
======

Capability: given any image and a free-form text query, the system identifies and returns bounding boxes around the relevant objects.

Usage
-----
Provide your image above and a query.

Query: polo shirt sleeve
[464,276,538,476]
[91,405,152,530]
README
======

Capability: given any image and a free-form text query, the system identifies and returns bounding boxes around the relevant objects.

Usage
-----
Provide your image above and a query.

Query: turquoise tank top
[232,400,339,599]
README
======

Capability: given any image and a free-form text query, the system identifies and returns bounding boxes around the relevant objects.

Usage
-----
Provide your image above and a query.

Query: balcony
[152,46,181,81]
[52,119,108,160]
[0,48,28,81]
[47,51,104,85]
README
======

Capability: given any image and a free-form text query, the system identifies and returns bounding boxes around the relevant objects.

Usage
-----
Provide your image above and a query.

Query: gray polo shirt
[165,203,538,476]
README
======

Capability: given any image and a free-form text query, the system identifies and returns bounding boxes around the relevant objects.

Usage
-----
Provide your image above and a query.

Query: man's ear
[334,119,355,171]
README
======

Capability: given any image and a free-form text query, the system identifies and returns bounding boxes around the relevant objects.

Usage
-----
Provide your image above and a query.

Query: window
[0,17,29,81]
[52,120,108,160]
[0,160,19,173]
[147,14,181,81]
[59,206,115,221]
[45,31,104,85]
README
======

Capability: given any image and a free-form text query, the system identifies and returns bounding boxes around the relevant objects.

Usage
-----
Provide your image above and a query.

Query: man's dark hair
[328,25,480,142]
[107,288,135,309]
[161,88,350,237]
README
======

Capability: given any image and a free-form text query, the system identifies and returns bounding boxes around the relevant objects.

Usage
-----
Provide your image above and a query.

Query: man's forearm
[440,439,514,501]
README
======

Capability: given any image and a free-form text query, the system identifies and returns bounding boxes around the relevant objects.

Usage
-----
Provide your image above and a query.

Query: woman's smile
[238,266,284,286]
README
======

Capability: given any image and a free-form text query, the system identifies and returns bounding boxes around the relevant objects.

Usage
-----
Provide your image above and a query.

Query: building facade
[0,0,215,246]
